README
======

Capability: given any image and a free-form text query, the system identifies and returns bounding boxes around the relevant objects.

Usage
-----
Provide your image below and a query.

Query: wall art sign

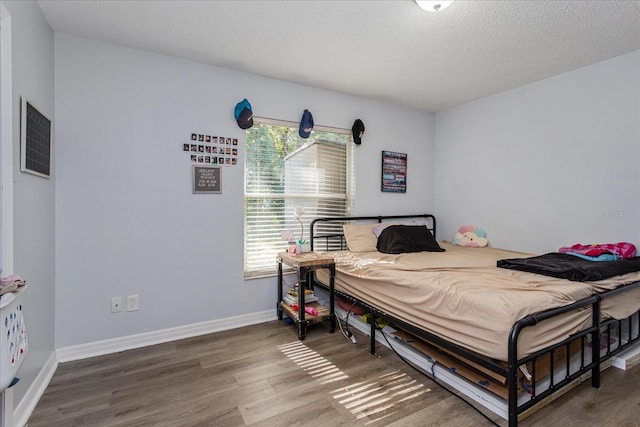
[20,97,52,178]
[193,165,221,194]
[381,151,407,193]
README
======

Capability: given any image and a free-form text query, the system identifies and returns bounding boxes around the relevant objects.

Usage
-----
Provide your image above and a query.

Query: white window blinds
[244,119,354,278]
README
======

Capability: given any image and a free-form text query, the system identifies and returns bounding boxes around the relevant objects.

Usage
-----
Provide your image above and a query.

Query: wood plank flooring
[27,321,640,426]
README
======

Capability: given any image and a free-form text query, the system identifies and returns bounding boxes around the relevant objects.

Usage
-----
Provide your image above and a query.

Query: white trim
[0,2,14,275]
[56,310,276,362]
[13,352,57,427]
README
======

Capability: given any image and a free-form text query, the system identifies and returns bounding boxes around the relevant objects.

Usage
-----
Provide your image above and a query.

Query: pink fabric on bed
[559,242,636,259]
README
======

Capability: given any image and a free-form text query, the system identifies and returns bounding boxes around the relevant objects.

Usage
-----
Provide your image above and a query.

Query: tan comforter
[316,242,640,361]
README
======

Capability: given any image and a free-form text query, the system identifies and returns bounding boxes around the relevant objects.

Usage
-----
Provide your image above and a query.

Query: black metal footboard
[309,214,640,427]
[506,285,640,426]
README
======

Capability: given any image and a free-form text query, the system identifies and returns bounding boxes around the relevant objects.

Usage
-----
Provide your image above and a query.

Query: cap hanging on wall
[352,119,365,145]
[234,98,253,129]
[299,109,314,138]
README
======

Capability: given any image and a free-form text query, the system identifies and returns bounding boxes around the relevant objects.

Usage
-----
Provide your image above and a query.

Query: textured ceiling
[38,0,640,112]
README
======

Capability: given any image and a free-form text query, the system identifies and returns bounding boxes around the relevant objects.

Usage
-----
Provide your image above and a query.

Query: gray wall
[54,34,436,348]
[435,50,640,253]
[2,0,55,407]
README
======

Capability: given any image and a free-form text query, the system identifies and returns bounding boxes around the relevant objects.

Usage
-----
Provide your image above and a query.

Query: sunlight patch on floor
[277,341,349,384]
[277,342,431,423]
[331,370,430,423]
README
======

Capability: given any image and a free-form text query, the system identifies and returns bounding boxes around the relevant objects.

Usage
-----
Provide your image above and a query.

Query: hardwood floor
[27,321,640,426]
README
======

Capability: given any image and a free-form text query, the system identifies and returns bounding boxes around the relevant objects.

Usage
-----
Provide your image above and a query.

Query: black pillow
[376,225,445,254]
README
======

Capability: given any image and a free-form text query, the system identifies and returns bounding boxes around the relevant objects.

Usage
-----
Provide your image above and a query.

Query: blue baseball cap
[235,98,253,129]
[299,109,314,138]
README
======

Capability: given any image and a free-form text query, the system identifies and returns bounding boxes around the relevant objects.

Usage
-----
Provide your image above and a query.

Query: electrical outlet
[111,296,123,313]
[127,294,139,311]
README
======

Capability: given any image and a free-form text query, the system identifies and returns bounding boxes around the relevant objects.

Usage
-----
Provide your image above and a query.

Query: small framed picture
[193,165,221,194]
[381,151,407,193]
[20,97,52,178]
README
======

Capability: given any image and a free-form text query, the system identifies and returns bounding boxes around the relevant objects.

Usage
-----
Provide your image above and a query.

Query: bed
[307,214,640,427]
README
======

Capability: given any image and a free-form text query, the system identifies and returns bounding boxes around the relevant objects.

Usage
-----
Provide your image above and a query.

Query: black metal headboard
[310,214,436,252]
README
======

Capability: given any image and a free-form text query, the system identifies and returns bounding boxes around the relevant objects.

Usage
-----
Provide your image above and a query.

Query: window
[244,118,354,278]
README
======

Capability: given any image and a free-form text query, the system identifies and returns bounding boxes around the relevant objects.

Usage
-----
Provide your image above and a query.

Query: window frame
[243,116,354,279]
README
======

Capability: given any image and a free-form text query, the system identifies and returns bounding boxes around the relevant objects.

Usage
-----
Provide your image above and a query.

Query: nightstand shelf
[279,301,330,323]
[277,251,335,340]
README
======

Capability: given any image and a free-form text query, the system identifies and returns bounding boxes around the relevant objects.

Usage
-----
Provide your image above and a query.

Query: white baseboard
[57,310,277,362]
[14,311,276,426]
[13,351,58,427]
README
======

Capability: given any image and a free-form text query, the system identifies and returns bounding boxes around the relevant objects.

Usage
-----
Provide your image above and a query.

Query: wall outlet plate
[127,295,139,312]
[111,296,123,313]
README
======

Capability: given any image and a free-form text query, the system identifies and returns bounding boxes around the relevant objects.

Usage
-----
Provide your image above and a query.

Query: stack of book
[283,287,318,306]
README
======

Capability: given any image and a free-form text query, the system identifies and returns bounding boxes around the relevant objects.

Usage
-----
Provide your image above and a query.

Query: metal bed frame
[309,214,640,427]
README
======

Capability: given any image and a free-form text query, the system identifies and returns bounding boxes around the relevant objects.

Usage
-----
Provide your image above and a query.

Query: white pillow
[342,224,379,252]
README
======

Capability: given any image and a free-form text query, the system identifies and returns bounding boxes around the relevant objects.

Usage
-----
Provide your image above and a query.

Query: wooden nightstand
[277,251,335,340]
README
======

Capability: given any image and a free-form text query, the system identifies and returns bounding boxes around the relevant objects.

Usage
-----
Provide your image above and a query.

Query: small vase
[297,243,311,253]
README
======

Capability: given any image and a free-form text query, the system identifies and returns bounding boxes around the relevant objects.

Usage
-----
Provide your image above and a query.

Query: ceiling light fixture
[415,0,454,12]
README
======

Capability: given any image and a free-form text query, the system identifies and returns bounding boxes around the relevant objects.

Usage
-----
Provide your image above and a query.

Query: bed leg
[591,298,601,388]
[508,317,536,427]
[369,316,376,355]
[507,361,518,427]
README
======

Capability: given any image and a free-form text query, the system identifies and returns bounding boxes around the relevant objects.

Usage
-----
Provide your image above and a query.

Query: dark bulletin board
[381,151,407,193]
[193,165,221,194]
[20,97,52,178]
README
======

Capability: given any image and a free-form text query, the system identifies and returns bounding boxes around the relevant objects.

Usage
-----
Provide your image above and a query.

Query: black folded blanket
[497,253,640,282]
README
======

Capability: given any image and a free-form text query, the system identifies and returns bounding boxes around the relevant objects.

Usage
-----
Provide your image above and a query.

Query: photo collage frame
[182,133,239,166]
